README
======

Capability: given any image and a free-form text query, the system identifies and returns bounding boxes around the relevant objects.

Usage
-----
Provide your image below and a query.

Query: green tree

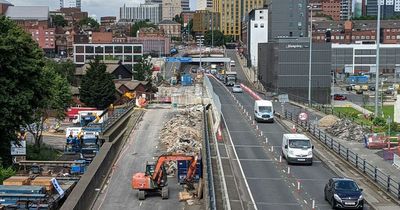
[204,30,225,46]
[130,20,156,37]
[46,59,76,85]
[0,16,49,165]
[79,17,100,30]
[134,56,153,81]
[187,19,194,37]
[224,35,234,43]
[53,15,67,27]
[80,59,116,109]
[26,64,72,147]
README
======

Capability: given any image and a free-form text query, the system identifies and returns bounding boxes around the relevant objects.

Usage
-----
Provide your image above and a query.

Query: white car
[232,85,243,93]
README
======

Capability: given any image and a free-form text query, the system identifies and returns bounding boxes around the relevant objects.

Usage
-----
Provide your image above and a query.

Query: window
[254,23,258,28]
[260,16,264,19]
[386,35,391,39]
[259,10,263,13]
[260,23,264,28]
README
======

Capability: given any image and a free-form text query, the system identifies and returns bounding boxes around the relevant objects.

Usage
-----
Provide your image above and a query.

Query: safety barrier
[203,106,217,210]
[284,111,400,199]
[394,154,400,169]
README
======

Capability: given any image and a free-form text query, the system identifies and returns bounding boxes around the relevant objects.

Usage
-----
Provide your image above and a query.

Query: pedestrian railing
[283,110,400,199]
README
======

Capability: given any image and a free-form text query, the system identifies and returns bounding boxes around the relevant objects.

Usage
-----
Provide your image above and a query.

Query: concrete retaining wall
[61,109,143,210]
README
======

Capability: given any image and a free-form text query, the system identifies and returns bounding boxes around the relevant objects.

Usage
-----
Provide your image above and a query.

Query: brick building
[100,16,116,27]
[192,10,220,35]
[321,0,341,21]
[0,0,12,15]
[180,11,195,27]
[137,27,165,38]
[91,32,113,43]
[28,27,56,53]
[312,20,400,44]
[158,20,181,38]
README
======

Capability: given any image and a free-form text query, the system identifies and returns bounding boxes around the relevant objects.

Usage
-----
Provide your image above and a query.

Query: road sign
[165,57,193,63]
[11,140,26,156]
[278,94,289,103]
[298,112,308,121]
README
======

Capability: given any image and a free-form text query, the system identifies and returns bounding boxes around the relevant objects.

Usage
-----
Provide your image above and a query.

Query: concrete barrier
[61,109,144,210]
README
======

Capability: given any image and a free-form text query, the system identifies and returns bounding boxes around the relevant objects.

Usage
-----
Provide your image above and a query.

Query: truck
[224,72,237,86]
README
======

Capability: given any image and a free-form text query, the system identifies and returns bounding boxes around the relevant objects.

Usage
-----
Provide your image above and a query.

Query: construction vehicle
[131,153,199,200]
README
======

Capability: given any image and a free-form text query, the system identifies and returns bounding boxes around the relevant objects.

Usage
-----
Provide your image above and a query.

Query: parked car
[334,94,347,101]
[368,86,375,91]
[324,177,364,209]
[232,84,243,93]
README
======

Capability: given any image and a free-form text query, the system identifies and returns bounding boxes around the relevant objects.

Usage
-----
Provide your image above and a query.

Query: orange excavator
[131,153,198,200]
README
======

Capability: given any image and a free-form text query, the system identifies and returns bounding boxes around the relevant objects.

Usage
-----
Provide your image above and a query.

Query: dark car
[368,86,375,91]
[324,177,364,209]
[356,89,363,94]
[334,94,347,101]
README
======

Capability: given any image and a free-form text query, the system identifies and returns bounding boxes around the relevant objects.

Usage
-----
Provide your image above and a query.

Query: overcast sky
[8,0,197,20]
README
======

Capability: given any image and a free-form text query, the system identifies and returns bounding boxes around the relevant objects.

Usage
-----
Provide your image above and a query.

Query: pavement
[92,108,202,210]
[231,49,400,209]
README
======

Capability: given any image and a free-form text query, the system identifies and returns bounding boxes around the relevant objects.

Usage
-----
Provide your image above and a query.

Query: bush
[0,166,16,184]
[27,144,61,161]
[373,117,386,126]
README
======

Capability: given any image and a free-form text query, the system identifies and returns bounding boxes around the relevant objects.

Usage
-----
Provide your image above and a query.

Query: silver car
[232,84,243,93]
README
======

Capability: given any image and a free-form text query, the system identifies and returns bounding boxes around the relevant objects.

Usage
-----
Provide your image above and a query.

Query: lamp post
[196,35,204,70]
[375,1,382,117]
[308,5,314,107]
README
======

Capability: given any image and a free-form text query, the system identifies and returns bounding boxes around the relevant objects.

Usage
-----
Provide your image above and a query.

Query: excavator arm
[151,154,196,184]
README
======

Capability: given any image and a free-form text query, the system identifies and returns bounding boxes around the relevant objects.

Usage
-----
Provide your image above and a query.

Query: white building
[247,8,268,68]
[120,3,162,24]
[60,0,81,9]
[197,0,213,10]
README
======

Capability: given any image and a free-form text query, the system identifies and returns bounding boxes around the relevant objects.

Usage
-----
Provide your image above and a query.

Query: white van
[281,133,313,165]
[230,60,235,67]
[254,100,274,123]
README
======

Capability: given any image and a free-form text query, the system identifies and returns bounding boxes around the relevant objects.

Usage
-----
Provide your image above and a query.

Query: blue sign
[166,57,193,63]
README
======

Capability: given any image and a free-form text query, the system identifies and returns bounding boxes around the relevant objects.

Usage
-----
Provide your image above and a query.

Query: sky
[8,0,197,20]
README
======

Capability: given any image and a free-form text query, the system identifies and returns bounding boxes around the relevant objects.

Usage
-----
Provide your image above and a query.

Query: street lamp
[308,5,316,107]
[196,35,204,70]
[374,1,382,117]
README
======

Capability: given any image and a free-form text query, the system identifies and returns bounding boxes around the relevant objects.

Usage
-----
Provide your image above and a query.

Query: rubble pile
[326,119,368,142]
[318,115,339,128]
[160,105,203,154]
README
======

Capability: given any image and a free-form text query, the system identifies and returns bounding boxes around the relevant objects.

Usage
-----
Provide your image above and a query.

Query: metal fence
[283,110,400,199]
[203,107,217,210]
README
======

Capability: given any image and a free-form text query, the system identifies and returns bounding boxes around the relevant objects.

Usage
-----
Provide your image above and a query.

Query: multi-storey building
[321,0,341,21]
[181,11,195,27]
[73,43,144,65]
[158,20,181,37]
[28,27,56,53]
[60,0,81,9]
[246,8,269,67]
[100,16,117,27]
[192,10,220,35]
[366,0,400,18]
[120,3,162,24]
[213,0,264,39]
[147,0,190,12]
[162,0,182,20]
[312,20,400,44]
[197,0,213,10]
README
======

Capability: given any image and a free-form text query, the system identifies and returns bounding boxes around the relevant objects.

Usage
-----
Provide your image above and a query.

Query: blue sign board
[166,57,193,63]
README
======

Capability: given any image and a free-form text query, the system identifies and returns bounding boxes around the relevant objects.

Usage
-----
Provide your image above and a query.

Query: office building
[60,0,81,9]
[366,0,400,18]
[120,3,162,24]
[332,43,400,75]
[197,0,213,10]
[101,16,117,27]
[246,8,269,67]
[147,0,189,12]
[258,38,332,104]
[192,10,220,35]
[73,43,144,65]
[162,0,182,20]
[213,0,264,39]
[268,0,308,40]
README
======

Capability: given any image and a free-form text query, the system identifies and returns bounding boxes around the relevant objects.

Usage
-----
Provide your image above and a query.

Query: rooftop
[159,20,180,25]
[0,0,13,5]
[6,6,49,21]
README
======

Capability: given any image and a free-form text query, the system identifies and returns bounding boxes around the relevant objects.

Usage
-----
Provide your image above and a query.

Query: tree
[224,35,234,44]
[78,17,100,30]
[0,16,49,164]
[45,59,76,85]
[26,64,72,147]
[80,59,116,109]
[53,15,67,27]
[134,56,153,81]
[130,20,156,37]
[204,30,225,46]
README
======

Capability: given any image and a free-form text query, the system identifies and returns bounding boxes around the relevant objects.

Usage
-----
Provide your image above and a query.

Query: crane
[131,153,199,200]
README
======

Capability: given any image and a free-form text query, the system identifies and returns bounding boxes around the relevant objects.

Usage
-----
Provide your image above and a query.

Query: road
[164,51,184,80]
[92,109,186,210]
[211,50,371,210]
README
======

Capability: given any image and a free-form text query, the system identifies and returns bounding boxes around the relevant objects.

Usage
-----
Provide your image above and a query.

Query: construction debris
[179,191,193,201]
[325,119,369,142]
[318,115,339,128]
[160,106,203,154]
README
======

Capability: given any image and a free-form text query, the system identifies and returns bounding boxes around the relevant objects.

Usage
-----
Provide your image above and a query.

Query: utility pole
[375,1,382,117]
[308,5,314,107]
[211,12,214,47]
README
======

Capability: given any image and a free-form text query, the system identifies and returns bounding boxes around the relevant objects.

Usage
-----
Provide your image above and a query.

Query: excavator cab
[145,162,155,176]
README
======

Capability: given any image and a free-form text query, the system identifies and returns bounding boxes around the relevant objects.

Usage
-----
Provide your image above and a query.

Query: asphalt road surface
[92,109,186,210]
[210,50,371,210]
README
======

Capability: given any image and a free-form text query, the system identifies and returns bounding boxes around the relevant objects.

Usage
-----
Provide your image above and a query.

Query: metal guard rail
[283,110,400,199]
